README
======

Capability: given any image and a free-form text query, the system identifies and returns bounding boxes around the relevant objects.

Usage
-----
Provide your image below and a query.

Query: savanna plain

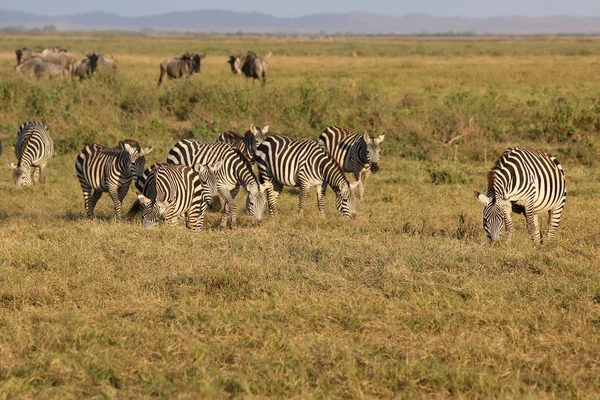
[1,34,600,398]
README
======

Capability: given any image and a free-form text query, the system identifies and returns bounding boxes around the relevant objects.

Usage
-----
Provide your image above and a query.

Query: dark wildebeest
[228,51,269,85]
[71,53,100,80]
[157,52,206,86]
[217,124,270,164]
[16,57,68,79]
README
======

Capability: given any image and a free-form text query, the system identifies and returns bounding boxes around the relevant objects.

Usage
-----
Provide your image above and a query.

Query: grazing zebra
[255,134,359,218]
[318,126,385,199]
[129,161,222,217]
[217,124,269,163]
[75,139,153,220]
[166,139,265,227]
[132,164,217,231]
[9,121,54,188]
[474,146,567,244]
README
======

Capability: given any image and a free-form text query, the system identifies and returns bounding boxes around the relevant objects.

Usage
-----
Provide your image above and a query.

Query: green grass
[0,34,599,398]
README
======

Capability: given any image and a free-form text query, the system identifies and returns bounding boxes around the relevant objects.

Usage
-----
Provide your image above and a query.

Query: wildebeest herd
[6,46,567,244]
[13,47,268,85]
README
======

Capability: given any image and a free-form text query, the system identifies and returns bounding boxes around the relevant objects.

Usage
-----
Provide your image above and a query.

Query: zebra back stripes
[167,139,265,227]
[217,124,269,164]
[255,134,358,218]
[133,164,214,231]
[474,146,566,244]
[318,125,384,199]
[10,121,54,188]
[75,140,152,220]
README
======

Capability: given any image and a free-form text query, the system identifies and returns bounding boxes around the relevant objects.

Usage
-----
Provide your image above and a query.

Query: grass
[0,34,599,398]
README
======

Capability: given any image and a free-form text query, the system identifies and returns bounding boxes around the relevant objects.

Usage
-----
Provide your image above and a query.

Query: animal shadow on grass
[60,210,113,222]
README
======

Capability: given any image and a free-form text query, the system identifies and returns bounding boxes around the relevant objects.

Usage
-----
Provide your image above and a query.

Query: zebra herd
[5,121,567,244]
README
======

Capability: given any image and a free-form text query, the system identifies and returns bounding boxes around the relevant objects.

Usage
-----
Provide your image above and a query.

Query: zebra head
[136,191,167,229]
[474,188,509,243]
[246,124,269,158]
[246,183,266,226]
[9,163,32,188]
[363,132,385,173]
[195,160,223,212]
[335,181,359,219]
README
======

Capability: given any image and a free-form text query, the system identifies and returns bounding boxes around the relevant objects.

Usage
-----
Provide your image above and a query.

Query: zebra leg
[503,207,513,240]
[109,189,124,221]
[524,204,541,245]
[357,170,368,200]
[39,164,47,184]
[263,180,283,216]
[298,184,311,215]
[189,202,207,232]
[316,182,327,216]
[546,205,565,240]
[32,167,40,185]
[85,189,103,219]
[218,187,236,229]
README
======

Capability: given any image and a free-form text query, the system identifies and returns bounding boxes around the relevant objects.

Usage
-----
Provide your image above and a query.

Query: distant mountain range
[2,10,600,34]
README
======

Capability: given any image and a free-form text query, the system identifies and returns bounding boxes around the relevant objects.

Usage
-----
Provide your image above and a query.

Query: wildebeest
[16,57,68,79]
[157,52,206,86]
[16,47,75,71]
[71,53,100,80]
[96,54,117,74]
[228,51,269,85]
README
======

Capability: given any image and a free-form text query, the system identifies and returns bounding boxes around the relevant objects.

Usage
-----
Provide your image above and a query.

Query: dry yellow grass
[0,34,599,398]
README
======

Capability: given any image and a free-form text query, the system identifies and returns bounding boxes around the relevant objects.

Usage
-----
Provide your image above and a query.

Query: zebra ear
[137,191,152,206]
[8,163,17,170]
[122,143,135,154]
[474,189,490,205]
[261,125,269,134]
[249,124,259,135]
[194,163,207,174]
[375,134,385,144]
[363,132,372,143]
[142,147,154,156]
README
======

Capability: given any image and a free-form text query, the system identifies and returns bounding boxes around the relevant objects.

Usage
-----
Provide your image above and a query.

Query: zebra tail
[124,200,141,221]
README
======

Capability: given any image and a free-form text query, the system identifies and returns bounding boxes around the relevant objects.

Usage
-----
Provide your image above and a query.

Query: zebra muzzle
[370,163,380,173]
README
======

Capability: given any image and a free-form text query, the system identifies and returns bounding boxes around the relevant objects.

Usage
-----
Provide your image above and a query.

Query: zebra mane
[486,170,497,203]
[119,138,141,150]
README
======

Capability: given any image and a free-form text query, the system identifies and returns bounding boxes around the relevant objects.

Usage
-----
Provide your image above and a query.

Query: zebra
[255,134,359,218]
[217,124,269,164]
[166,139,266,228]
[318,125,385,199]
[75,139,153,220]
[9,121,54,188]
[128,160,222,219]
[474,146,567,244]
[132,164,218,231]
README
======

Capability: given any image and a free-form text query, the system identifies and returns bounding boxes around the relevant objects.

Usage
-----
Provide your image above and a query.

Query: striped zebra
[217,124,269,163]
[318,126,385,199]
[132,164,217,231]
[75,139,153,220]
[255,135,359,218]
[474,146,567,244]
[166,139,265,227]
[9,121,54,188]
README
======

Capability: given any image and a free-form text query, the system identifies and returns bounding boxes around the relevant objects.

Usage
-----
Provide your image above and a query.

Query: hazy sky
[3,0,600,17]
